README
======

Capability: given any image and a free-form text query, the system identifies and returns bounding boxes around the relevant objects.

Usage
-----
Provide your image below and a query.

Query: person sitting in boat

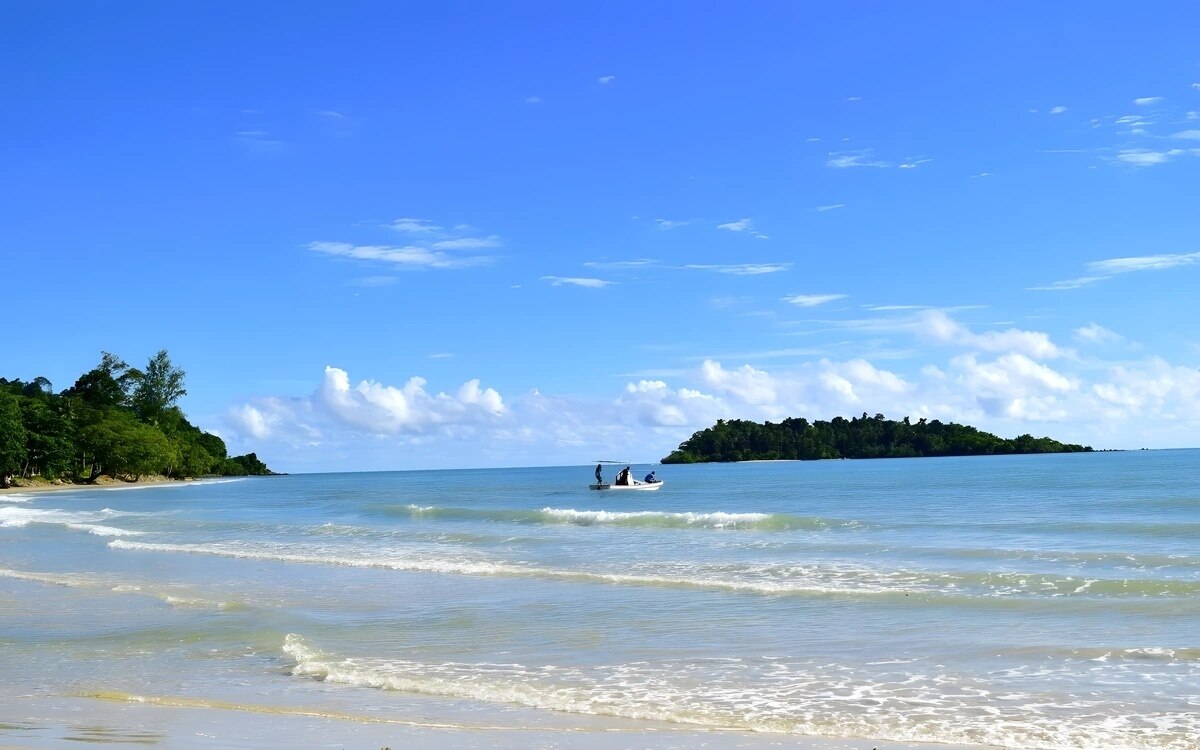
[644,471,657,483]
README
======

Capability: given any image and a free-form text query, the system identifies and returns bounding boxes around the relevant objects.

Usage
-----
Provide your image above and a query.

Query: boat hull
[588,481,663,491]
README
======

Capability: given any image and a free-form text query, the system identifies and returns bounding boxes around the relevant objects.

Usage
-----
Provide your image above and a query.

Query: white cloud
[845,96,862,102]
[524,96,541,104]
[1073,323,1124,345]
[1117,148,1184,166]
[311,241,491,270]
[389,218,442,235]
[898,158,932,169]
[1050,105,1068,115]
[224,348,1200,472]
[1188,112,1200,121]
[1172,129,1200,140]
[914,310,1061,358]
[313,220,501,272]
[782,293,847,307]
[1133,96,1164,106]
[684,263,790,275]
[716,218,768,239]
[541,276,614,288]
[654,219,689,230]
[816,204,845,212]
[316,109,346,119]
[1087,252,1200,274]
[430,236,502,250]
[428,352,454,359]
[583,258,658,269]
[1034,251,1200,291]
[598,75,615,84]
[826,150,889,168]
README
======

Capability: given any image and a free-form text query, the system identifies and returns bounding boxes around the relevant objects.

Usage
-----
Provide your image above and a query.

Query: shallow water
[2,451,1198,749]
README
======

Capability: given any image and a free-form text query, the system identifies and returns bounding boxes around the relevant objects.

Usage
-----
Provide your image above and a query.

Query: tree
[130,350,187,425]
[69,352,135,409]
[0,390,28,486]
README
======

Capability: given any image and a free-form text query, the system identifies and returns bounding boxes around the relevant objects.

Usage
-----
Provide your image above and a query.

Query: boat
[589,460,663,490]
[588,480,663,491]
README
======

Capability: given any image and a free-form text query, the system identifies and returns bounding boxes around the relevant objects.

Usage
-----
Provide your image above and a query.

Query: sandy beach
[0,476,198,497]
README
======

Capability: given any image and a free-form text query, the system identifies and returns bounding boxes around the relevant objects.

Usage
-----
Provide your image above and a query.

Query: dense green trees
[0,350,273,486]
[662,413,1092,464]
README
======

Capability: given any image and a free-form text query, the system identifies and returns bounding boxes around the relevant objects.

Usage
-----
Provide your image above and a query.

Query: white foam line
[107,540,901,597]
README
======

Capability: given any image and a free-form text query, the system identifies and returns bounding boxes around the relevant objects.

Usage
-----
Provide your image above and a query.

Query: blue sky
[3,2,1199,471]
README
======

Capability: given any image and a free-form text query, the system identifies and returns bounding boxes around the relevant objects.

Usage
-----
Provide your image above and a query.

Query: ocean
[1,450,1197,749]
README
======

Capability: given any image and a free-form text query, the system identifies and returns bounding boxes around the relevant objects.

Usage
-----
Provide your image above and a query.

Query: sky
[2,2,1199,472]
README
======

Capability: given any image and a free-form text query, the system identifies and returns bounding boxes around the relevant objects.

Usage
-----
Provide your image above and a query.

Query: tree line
[661,413,1093,464]
[0,350,272,487]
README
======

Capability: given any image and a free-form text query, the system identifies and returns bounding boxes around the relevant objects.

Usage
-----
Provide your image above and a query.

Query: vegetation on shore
[0,350,273,487]
[662,414,1093,464]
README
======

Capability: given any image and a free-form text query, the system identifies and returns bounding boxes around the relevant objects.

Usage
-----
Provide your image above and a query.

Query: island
[0,350,274,488]
[662,414,1092,464]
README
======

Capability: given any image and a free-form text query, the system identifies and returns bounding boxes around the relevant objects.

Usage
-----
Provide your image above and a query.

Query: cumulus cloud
[914,310,1061,358]
[224,347,1200,472]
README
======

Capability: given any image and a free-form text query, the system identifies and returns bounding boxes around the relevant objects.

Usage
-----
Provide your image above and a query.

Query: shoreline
[0,476,201,497]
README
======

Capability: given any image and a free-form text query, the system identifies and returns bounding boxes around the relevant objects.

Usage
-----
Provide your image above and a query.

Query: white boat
[589,461,662,491]
[588,480,663,491]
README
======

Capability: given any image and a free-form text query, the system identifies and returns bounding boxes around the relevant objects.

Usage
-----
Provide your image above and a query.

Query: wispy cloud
[390,218,443,235]
[1050,105,1068,115]
[598,75,615,84]
[815,203,845,212]
[313,219,501,271]
[583,258,658,269]
[845,96,862,102]
[316,109,346,119]
[898,158,932,169]
[343,275,398,287]
[685,263,790,276]
[1074,323,1124,345]
[826,150,889,168]
[524,96,541,104]
[863,304,930,311]
[311,242,492,270]
[1172,129,1200,140]
[541,276,613,288]
[234,130,284,151]
[716,218,768,239]
[428,352,454,359]
[1088,252,1200,274]
[782,293,847,307]
[1032,252,1200,291]
[654,218,689,230]
[1134,96,1164,106]
[1116,148,1188,166]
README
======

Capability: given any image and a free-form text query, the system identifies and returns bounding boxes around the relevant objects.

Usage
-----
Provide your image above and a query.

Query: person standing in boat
[616,466,631,485]
[595,463,603,485]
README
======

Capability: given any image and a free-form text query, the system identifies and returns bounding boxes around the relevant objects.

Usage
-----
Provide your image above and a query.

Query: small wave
[0,506,142,536]
[107,538,1200,602]
[398,504,844,530]
[281,634,1200,750]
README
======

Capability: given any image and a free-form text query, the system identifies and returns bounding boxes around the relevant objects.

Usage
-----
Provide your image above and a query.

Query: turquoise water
[2,450,1198,749]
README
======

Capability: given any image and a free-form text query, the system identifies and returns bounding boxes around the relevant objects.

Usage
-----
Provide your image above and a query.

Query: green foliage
[0,390,28,484]
[130,350,187,424]
[3,349,273,482]
[662,414,1092,464]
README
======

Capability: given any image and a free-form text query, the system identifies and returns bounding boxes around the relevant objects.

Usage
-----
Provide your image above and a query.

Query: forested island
[662,414,1092,464]
[0,350,273,487]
